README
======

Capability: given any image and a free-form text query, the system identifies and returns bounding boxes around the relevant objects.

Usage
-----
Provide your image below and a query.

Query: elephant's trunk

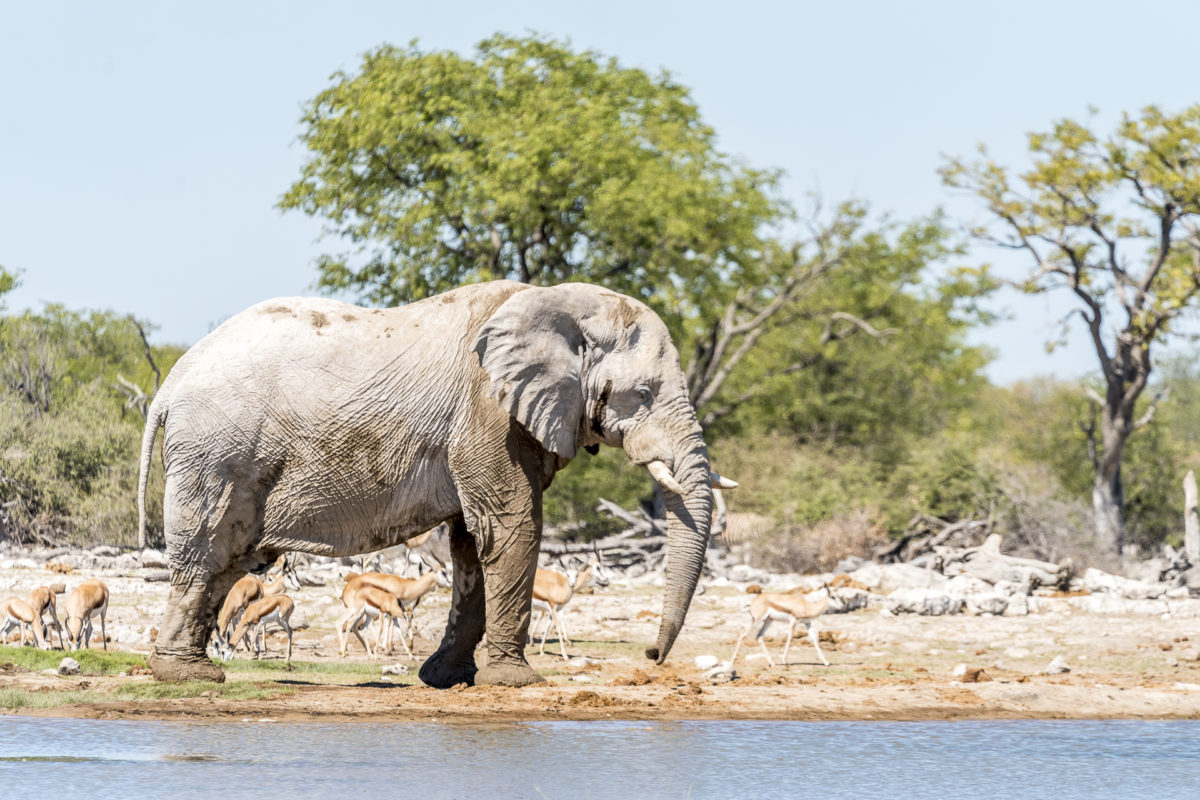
[642,425,712,665]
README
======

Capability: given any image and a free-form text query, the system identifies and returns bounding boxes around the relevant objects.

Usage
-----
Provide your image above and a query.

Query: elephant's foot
[475,661,544,688]
[148,651,225,683]
[418,651,478,689]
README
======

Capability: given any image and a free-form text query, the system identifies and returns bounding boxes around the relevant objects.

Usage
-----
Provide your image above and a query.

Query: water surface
[0,717,1194,799]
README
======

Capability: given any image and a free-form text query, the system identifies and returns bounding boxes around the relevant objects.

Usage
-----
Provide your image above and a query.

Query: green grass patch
[0,645,145,675]
[221,657,421,686]
[222,658,382,676]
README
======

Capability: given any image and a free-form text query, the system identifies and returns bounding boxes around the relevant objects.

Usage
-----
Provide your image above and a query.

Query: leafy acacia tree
[280,34,783,308]
[943,105,1200,554]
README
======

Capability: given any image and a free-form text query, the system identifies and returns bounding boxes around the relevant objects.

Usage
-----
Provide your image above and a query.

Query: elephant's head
[475,282,721,664]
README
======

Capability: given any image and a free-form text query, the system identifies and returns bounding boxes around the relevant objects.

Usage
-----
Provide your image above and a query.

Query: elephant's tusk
[710,471,739,490]
[646,460,686,495]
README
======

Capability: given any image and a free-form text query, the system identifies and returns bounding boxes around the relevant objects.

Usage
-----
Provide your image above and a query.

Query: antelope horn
[646,460,685,495]
[710,471,739,489]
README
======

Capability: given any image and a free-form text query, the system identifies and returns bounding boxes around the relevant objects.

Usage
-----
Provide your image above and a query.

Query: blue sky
[3,1,1199,383]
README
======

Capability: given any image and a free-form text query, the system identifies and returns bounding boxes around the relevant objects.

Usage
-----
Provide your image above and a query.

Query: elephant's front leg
[471,499,544,688]
[418,517,487,688]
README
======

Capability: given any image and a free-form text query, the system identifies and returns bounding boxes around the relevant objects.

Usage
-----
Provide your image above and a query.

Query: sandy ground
[3,557,1200,722]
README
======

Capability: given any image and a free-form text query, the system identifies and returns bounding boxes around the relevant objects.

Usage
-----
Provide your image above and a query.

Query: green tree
[0,306,181,545]
[700,208,992,444]
[280,34,783,309]
[0,266,17,306]
[943,105,1200,554]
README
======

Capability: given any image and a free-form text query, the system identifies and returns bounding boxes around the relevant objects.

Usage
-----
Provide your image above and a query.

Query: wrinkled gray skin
[138,281,713,688]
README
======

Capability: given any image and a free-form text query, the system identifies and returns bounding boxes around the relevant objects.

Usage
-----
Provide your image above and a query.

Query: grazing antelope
[336,569,449,657]
[730,584,833,668]
[212,557,299,657]
[64,579,109,651]
[530,560,597,661]
[28,584,66,649]
[338,585,414,659]
[1,596,46,648]
[226,594,294,662]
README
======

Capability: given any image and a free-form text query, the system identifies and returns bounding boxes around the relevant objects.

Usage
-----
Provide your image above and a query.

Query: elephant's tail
[137,396,167,549]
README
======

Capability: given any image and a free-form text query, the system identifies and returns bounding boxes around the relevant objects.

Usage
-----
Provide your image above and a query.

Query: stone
[381,663,410,675]
[58,657,81,675]
[952,663,991,683]
[946,575,993,597]
[1004,595,1031,616]
[703,661,737,683]
[140,549,168,568]
[884,588,963,616]
[967,593,1009,616]
[1044,655,1070,674]
[1082,567,1166,600]
[694,654,719,670]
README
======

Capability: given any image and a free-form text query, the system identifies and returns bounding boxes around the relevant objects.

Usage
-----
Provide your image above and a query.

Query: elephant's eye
[636,387,652,404]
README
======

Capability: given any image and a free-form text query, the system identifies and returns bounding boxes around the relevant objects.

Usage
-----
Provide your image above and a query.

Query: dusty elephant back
[155,284,525,552]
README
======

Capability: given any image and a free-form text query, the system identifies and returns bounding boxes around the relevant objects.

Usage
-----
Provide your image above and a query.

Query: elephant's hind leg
[149,564,246,682]
[149,473,265,683]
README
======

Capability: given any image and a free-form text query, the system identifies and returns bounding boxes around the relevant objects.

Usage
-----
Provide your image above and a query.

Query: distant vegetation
[4,35,1200,568]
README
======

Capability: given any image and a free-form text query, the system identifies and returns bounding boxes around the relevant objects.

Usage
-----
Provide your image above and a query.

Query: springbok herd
[1,554,840,670]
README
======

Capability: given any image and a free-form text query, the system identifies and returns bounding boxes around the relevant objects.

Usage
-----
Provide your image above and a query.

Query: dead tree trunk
[1185,470,1200,565]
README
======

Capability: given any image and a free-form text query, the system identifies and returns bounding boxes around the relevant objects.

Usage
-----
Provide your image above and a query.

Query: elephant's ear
[474,287,585,459]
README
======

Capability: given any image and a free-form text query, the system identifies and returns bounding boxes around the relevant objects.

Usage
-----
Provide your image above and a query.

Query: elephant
[137,280,722,688]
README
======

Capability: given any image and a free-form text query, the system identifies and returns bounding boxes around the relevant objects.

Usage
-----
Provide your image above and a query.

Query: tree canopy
[280,34,784,310]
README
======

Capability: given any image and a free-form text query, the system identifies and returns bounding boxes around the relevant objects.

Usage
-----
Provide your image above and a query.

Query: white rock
[1082,567,1166,600]
[380,663,410,675]
[945,575,993,597]
[1004,595,1031,616]
[967,594,1009,616]
[567,656,600,668]
[694,655,719,670]
[58,657,81,675]
[885,588,963,616]
[827,589,869,613]
[992,580,1026,597]
[704,662,737,683]
[852,563,947,594]
[1044,655,1070,674]
[140,549,168,568]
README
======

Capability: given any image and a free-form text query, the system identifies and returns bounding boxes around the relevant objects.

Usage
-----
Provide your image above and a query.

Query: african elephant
[137,280,720,688]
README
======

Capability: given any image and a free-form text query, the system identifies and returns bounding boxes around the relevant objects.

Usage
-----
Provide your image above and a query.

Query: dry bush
[987,462,1110,570]
[742,509,889,574]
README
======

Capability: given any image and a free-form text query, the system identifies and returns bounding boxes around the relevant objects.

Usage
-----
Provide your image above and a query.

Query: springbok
[529,560,597,661]
[212,557,299,657]
[64,579,109,651]
[338,585,414,659]
[730,583,833,668]
[226,594,295,662]
[28,584,66,649]
[1,596,46,648]
[336,569,449,657]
